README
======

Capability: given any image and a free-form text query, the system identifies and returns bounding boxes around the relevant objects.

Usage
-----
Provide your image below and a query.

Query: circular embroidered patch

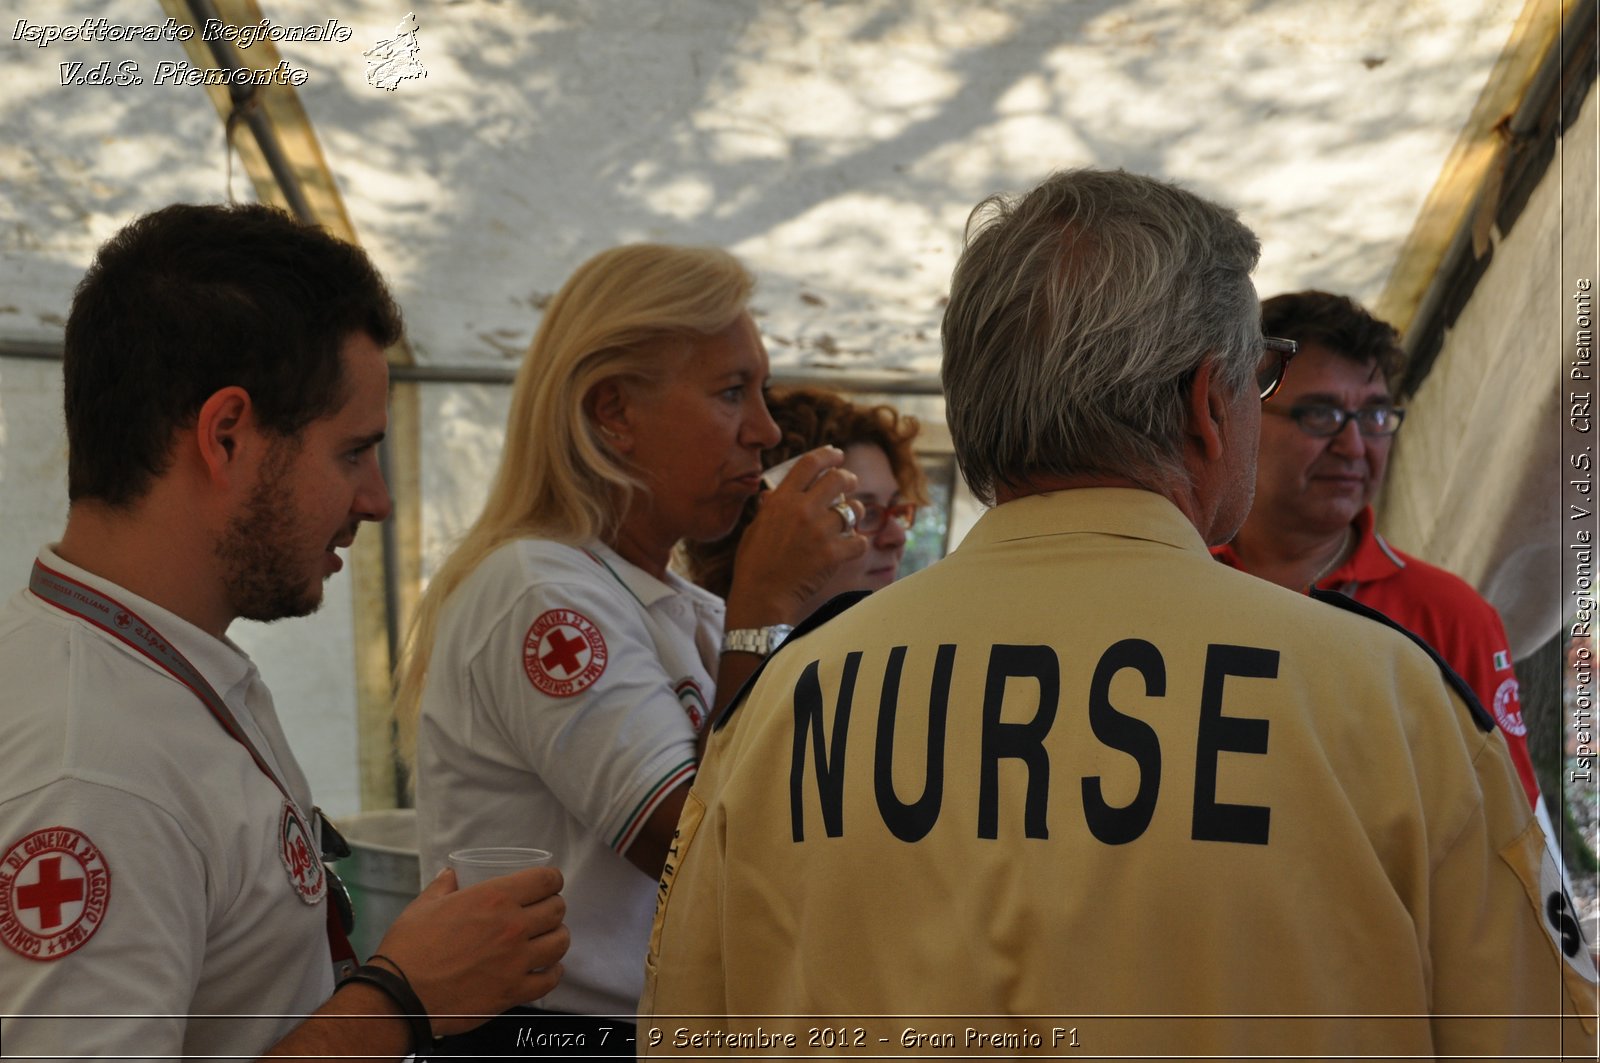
[1539,842,1600,983]
[524,608,608,697]
[675,678,709,732]
[279,803,326,905]
[0,827,111,962]
[1492,677,1526,736]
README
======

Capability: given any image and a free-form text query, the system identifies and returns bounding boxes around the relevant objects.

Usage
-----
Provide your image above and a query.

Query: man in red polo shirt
[1215,290,1540,807]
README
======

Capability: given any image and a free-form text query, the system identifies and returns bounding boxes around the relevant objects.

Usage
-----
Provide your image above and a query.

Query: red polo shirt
[1215,507,1540,807]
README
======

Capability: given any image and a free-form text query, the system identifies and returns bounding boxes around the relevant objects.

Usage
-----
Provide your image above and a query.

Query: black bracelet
[368,952,412,985]
[337,962,437,1056]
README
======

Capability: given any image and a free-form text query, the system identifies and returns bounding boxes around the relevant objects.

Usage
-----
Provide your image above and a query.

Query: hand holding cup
[728,446,868,625]
[448,846,553,888]
[370,855,569,1036]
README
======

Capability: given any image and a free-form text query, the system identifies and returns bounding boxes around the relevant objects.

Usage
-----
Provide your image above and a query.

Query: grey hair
[940,168,1262,503]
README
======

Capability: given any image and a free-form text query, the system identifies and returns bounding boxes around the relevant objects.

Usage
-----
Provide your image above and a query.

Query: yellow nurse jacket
[642,489,1597,1059]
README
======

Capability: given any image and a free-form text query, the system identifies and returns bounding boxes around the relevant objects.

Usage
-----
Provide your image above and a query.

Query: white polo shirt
[0,549,334,1060]
[416,539,723,1018]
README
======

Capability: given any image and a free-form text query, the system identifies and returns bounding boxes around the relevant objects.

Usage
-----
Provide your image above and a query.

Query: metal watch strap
[721,624,794,655]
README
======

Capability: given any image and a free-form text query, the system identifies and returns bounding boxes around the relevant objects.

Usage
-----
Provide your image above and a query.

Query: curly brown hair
[680,386,928,598]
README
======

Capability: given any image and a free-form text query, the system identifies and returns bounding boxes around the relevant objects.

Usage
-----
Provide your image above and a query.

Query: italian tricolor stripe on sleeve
[612,757,696,853]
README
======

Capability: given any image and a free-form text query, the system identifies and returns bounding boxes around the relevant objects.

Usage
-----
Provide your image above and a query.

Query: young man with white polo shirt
[0,203,569,1060]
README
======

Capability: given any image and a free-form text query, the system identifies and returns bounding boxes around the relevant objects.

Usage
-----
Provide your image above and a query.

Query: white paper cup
[447,846,553,888]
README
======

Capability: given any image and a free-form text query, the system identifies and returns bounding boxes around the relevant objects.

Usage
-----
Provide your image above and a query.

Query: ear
[193,386,255,487]
[1184,358,1232,463]
[584,377,634,453]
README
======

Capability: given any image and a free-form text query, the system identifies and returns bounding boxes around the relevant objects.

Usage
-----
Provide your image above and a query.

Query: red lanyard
[29,559,356,969]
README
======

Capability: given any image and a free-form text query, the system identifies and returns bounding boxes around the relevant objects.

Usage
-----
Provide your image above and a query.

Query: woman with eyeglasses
[681,386,928,621]
[393,246,865,1054]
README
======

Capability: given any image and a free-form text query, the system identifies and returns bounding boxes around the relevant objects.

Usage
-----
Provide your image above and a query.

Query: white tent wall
[420,383,510,585]
[1380,80,1598,660]
[0,0,1568,816]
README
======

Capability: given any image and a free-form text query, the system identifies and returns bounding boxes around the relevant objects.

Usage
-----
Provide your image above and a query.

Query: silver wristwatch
[721,624,795,656]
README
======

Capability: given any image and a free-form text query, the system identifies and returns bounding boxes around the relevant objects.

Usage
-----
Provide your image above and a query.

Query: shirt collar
[1210,505,1406,589]
[1318,505,1406,587]
[584,541,725,615]
[35,545,259,701]
[958,488,1211,557]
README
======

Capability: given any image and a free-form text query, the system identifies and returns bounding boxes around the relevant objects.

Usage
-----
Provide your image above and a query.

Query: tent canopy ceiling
[3,0,1535,375]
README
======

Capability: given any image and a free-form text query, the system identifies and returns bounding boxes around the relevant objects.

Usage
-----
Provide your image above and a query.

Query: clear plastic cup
[447,846,553,888]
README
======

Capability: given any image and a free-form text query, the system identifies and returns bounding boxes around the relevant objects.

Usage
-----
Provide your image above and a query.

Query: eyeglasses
[1266,403,1406,437]
[1257,337,1299,401]
[853,499,917,535]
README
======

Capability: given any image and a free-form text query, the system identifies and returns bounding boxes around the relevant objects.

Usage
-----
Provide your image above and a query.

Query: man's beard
[216,442,321,623]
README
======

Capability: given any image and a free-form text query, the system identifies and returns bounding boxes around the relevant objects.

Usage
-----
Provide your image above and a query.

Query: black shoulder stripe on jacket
[714,589,873,733]
[1311,587,1495,734]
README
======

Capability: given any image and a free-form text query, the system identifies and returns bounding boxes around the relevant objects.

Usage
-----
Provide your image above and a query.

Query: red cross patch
[279,803,326,905]
[1493,677,1527,737]
[675,678,710,732]
[523,608,608,697]
[0,827,111,962]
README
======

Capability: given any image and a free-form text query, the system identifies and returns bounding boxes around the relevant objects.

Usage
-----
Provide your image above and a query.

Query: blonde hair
[394,244,754,765]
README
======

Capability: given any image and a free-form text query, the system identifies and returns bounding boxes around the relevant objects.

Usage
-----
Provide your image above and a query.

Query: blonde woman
[395,245,863,1051]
